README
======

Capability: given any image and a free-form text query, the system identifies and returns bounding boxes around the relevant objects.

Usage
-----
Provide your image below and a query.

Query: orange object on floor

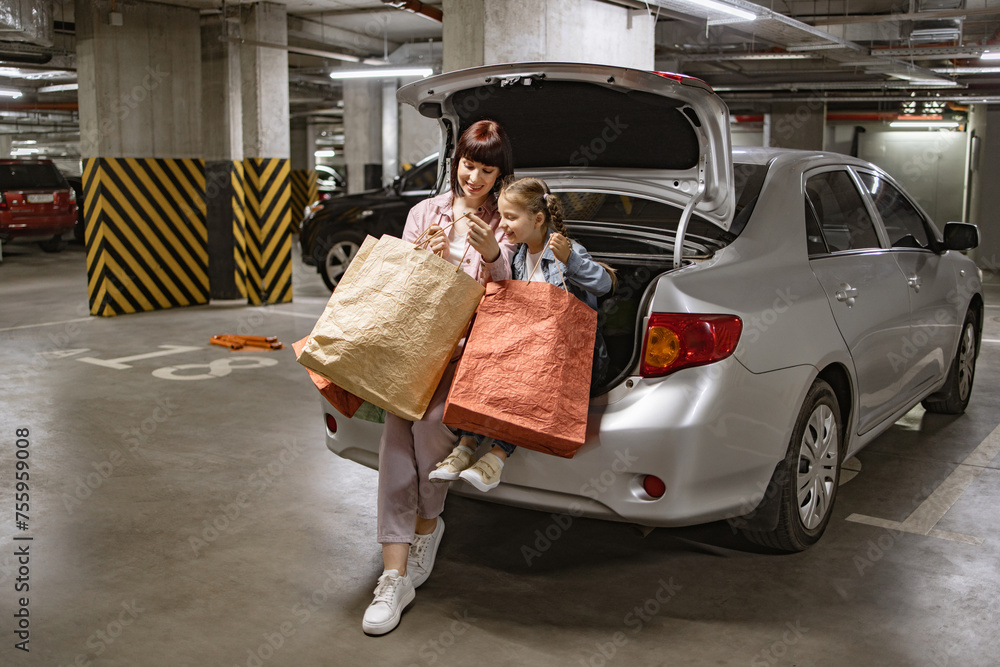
[210,334,284,350]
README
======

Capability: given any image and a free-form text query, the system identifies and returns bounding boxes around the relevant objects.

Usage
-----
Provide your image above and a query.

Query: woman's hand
[548,232,571,264]
[425,224,448,257]
[466,213,501,263]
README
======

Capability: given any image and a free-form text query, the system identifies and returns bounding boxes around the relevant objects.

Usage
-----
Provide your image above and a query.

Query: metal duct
[0,0,54,48]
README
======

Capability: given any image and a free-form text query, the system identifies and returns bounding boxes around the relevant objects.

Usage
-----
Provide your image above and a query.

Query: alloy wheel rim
[957,322,976,401]
[325,241,360,286]
[797,403,838,530]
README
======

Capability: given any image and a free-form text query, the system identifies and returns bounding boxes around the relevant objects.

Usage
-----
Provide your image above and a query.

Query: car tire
[318,230,364,291]
[38,235,66,253]
[742,379,842,552]
[922,309,978,415]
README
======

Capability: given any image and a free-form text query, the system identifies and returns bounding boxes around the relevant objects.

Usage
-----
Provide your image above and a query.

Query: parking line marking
[846,420,1000,545]
[0,317,92,333]
[982,338,1000,344]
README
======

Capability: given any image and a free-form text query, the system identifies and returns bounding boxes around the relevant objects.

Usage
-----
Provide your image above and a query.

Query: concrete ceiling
[1,0,999,159]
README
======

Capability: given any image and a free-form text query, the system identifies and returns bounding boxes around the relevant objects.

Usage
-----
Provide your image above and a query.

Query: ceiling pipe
[381,0,443,24]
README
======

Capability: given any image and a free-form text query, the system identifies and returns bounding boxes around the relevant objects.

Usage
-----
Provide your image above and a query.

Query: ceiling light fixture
[677,0,756,22]
[888,120,960,128]
[0,88,23,99]
[38,83,78,93]
[981,52,1000,61]
[328,67,433,80]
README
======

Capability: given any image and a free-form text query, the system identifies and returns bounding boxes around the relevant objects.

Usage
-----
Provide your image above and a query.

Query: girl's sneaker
[428,441,475,482]
[458,452,505,492]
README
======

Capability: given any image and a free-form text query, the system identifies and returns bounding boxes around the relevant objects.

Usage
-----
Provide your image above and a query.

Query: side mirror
[942,222,979,251]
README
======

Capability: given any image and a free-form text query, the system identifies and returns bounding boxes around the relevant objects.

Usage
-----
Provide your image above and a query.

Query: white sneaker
[407,518,444,588]
[362,569,415,635]
[459,453,505,492]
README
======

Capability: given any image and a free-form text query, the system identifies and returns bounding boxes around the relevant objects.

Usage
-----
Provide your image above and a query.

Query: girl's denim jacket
[511,233,613,386]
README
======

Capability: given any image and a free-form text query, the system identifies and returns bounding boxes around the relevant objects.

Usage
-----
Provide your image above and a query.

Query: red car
[0,159,78,252]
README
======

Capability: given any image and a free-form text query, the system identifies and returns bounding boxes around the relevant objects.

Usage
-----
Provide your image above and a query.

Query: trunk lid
[397,62,735,230]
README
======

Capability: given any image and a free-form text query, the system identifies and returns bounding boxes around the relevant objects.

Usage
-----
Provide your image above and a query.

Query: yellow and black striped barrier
[243,158,292,305]
[289,169,318,231]
[82,158,209,317]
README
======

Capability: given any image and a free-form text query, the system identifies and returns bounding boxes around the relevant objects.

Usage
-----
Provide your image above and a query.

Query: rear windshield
[557,161,770,248]
[0,163,68,190]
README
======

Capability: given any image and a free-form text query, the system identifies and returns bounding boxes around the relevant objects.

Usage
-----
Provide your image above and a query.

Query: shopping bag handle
[412,210,473,250]
[527,245,568,293]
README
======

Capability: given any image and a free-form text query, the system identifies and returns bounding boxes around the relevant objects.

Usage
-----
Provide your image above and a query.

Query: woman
[363,120,515,636]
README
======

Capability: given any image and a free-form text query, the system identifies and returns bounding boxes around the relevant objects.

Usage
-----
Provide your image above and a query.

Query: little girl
[429,176,615,492]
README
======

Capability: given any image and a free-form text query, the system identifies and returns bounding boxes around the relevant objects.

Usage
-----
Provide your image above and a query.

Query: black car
[64,175,86,243]
[300,154,439,290]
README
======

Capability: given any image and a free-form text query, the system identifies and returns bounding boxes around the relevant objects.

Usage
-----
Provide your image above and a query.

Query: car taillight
[642,475,666,499]
[0,192,7,210]
[68,188,77,203]
[640,313,742,378]
[325,413,338,434]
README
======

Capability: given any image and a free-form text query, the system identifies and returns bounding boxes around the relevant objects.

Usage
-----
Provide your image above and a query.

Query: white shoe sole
[362,589,415,636]
[459,469,500,492]
[428,469,461,482]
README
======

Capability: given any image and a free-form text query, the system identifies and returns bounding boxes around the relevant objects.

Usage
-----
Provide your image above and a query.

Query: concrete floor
[2,238,999,667]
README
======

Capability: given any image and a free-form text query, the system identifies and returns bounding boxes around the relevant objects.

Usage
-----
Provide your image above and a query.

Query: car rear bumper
[1,212,76,241]
[324,360,815,528]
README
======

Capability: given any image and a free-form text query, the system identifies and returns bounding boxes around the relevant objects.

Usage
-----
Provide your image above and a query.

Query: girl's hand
[425,224,447,257]
[548,232,571,264]
[466,213,501,263]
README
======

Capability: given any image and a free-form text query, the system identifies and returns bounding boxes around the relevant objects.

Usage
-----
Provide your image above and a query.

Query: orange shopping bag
[443,279,597,458]
[292,337,365,418]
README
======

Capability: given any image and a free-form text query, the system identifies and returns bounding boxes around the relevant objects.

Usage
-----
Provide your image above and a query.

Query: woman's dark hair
[449,120,514,196]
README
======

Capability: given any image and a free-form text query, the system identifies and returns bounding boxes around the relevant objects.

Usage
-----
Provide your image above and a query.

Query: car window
[857,172,932,249]
[556,192,730,251]
[0,162,68,190]
[400,160,436,193]
[805,170,882,252]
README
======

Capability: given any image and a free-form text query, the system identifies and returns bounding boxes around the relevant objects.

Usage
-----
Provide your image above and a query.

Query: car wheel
[319,231,364,291]
[38,235,66,253]
[742,379,842,552]
[922,309,978,414]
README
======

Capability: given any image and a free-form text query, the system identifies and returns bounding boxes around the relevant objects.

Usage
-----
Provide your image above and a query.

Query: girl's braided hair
[499,176,617,291]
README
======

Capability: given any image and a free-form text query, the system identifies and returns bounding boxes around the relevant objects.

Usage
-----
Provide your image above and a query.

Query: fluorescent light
[314,150,337,158]
[889,121,960,128]
[687,0,756,22]
[981,52,1000,61]
[0,88,23,99]
[328,67,433,80]
[38,83,78,93]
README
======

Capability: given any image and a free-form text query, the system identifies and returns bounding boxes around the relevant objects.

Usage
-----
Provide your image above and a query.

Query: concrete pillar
[0,136,11,158]
[442,0,655,72]
[77,0,201,158]
[239,2,289,159]
[382,79,400,186]
[768,102,826,151]
[201,10,243,162]
[344,79,382,194]
[969,106,1000,272]
[290,119,316,171]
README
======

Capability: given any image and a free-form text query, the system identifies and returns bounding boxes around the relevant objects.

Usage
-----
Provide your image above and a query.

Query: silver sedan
[322,63,982,552]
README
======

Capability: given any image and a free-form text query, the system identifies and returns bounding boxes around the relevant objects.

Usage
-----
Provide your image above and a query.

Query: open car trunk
[398,62,736,231]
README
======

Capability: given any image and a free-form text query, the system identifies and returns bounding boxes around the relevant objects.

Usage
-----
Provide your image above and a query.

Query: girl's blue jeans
[456,430,516,457]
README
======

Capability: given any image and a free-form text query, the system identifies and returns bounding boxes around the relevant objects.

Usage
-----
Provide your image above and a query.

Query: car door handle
[835,284,858,307]
[907,276,921,293]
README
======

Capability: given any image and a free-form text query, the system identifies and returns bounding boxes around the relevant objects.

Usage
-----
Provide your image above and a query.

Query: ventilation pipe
[0,0,54,48]
[381,0,443,23]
